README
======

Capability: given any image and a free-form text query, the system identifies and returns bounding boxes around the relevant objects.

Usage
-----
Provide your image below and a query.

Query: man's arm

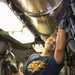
[54,19,66,64]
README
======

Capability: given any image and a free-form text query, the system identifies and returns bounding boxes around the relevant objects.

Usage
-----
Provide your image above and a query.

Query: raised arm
[54,19,66,64]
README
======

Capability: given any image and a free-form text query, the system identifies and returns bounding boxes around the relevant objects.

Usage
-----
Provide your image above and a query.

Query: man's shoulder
[28,53,41,60]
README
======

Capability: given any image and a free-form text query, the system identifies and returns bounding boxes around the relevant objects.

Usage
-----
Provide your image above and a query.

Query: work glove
[58,11,68,30]
[59,18,67,30]
[59,9,70,30]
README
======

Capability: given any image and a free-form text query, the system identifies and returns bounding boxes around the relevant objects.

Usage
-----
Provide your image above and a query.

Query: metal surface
[15,0,64,35]
[15,0,63,15]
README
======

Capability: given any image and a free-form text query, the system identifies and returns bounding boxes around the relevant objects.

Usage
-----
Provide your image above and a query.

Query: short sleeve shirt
[22,53,64,75]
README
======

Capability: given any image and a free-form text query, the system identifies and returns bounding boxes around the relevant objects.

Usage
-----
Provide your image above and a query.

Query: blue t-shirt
[22,53,64,75]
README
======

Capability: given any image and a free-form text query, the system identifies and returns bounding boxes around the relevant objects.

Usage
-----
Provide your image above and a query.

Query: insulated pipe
[66,30,75,53]
[0,41,6,54]
[68,40,75,53]
[69,0,75,15]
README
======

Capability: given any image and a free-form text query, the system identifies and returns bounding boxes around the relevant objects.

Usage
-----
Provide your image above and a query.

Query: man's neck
[40,49,54,56]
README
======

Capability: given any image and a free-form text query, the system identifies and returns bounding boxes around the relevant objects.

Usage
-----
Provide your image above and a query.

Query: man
[12,17,66,75]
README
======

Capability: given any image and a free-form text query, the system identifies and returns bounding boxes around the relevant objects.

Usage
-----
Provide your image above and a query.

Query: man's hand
[59,19,66,30]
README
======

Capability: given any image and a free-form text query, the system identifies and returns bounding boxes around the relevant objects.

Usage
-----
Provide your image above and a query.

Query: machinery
[0,0,75,75]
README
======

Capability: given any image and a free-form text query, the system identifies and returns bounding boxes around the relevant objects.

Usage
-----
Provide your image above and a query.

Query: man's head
[45,34,57,52]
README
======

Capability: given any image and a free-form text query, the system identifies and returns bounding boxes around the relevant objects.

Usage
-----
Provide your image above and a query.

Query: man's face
[45,37,56,52]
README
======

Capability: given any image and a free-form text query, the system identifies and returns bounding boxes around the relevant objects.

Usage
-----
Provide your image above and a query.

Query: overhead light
[32,44,44,52]
[0,2,23,31]
[32,36,44,52]
[9,27,35,44]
